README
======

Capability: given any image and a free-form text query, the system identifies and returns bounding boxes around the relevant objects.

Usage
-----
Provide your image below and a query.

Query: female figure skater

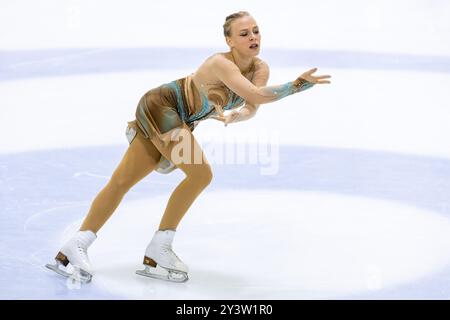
[46,11,331,283]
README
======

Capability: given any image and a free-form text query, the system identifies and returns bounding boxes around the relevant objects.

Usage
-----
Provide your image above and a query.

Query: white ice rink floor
[2,49,450,299]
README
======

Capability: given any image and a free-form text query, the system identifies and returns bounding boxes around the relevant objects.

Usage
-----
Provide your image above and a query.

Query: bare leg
[149,125,213,231]
[79,131,161,233]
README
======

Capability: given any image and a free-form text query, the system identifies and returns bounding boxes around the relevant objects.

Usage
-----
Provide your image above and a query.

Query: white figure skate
[45,230,96,284]
[136,230,189,283]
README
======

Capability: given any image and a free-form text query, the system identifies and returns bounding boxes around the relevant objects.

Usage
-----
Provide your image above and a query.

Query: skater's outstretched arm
[212,55,331,106]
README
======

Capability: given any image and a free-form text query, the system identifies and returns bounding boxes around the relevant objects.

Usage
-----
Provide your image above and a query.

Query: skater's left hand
[211,110,240,127]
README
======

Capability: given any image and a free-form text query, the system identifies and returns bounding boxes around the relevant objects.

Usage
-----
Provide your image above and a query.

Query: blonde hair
[223,11,250,37]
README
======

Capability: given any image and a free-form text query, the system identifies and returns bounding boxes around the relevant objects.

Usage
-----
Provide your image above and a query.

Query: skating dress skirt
[126,74,246,146]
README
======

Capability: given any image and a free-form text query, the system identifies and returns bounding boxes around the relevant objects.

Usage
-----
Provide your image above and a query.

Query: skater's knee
[188,164,213,186]
[108,174,134,193]
[201,166,213,186]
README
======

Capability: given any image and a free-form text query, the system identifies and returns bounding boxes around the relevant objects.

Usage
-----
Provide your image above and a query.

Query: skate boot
[45,230,96,283]
[136,229,189,283]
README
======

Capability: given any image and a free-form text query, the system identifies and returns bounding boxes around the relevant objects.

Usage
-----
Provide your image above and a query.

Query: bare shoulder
[195,53,269,87]
[192,53,231,87]
[209,53,268,72]
[253,57,269,73]
[208,52,235,69]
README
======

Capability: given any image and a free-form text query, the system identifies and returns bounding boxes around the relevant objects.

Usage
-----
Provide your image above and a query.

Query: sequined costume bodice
[128,55,256,144]
[163,73,250,125]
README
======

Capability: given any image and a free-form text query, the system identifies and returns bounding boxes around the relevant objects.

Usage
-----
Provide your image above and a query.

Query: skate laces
[76,241,89,261]
[161,243,182,261]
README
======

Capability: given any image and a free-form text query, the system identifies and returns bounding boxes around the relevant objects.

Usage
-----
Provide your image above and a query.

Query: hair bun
[223,11,251,37]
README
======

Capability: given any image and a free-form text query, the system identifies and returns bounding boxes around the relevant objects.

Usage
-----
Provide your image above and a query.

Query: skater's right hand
[294,68,331,87]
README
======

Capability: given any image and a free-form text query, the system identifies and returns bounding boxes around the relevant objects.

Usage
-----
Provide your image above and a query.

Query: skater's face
[225,16,261,57]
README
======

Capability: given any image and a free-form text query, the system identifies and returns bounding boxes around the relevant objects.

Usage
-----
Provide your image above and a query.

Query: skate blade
[136,265,188,283]
[45,262,92,283]
[45,263,72,278]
